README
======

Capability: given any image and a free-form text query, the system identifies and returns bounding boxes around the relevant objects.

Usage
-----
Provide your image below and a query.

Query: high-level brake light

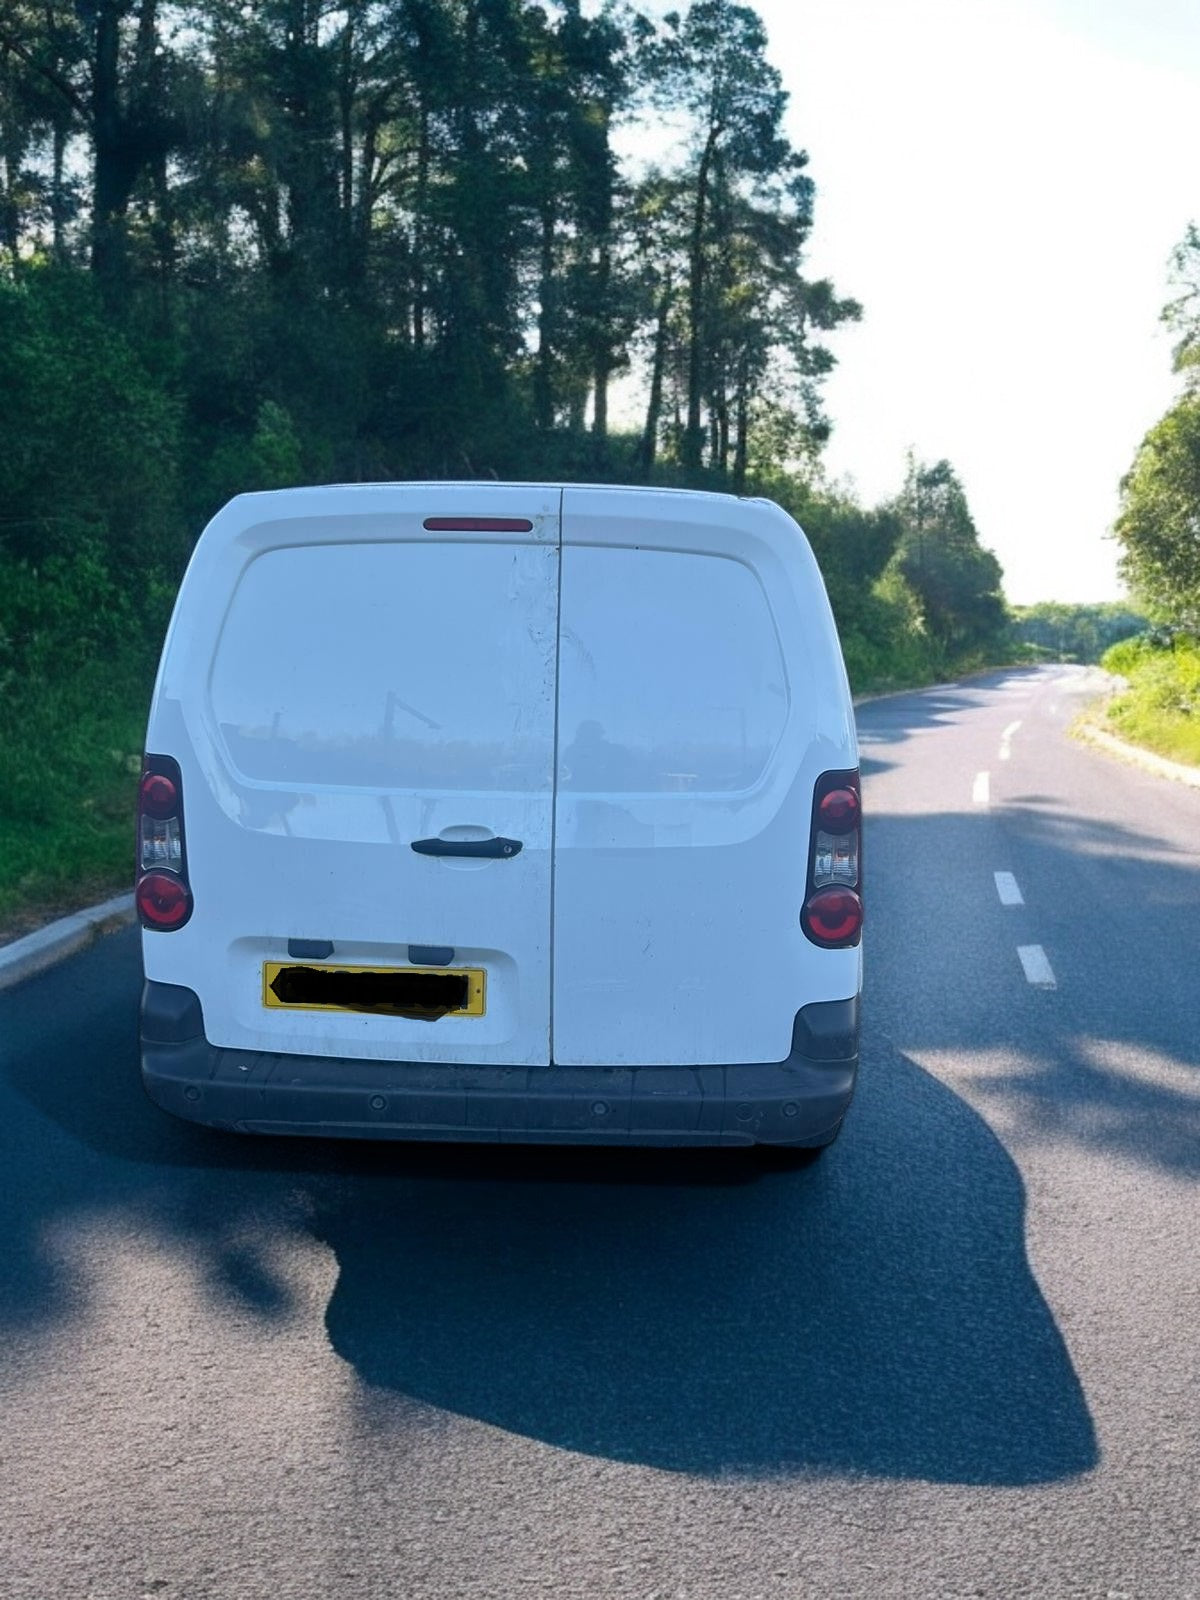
[422,516,534,533]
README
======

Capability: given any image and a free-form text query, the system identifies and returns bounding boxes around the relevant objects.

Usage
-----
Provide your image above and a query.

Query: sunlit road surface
[2,665,1197,1600]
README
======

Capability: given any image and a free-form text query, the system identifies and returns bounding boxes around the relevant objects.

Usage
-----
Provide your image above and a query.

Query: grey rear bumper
[140,981,858,1148]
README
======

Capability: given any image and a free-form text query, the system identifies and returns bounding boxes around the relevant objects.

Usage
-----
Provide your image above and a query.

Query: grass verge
[0,657,153,944]
[1099,637,1200,769]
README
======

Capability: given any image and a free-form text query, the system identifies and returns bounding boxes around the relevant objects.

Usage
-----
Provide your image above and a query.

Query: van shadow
[312,1030,1097,1483]
[1,924,1096,1485]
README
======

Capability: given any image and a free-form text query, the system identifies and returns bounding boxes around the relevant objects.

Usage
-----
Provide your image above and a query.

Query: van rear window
[558,546,788,793]
[209,541,557,791]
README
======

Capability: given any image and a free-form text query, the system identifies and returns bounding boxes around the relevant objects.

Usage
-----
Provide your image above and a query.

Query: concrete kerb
[1068,668,1200,788]
[0,892,136,992]
[1074,721,1200,788]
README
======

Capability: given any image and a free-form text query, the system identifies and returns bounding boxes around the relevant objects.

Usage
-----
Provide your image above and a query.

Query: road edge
[851,662,1037,710]
[0,893,136,993]
[1074,720,1200,788]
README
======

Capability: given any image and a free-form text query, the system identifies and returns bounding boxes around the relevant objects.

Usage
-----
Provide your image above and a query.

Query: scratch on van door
[383,691,441,734]
[560,625,595,674]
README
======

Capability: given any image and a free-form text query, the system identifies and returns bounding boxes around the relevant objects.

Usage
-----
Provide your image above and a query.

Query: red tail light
[802,768,862,948]
[136,871,191,929]
[139,772,178,819]
[804,886,863,944]
[818,785,860,832]
[136,754,193,931]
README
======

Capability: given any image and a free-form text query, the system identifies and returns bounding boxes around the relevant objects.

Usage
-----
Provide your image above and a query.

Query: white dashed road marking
[972,771,990,805]
[994,871,1024,906]
[1018,944,1057,988]
[999,720,1022,759]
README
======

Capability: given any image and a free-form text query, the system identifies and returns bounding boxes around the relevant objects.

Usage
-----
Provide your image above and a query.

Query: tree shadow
[854,668,1044,754]
[865,798,1200,1181]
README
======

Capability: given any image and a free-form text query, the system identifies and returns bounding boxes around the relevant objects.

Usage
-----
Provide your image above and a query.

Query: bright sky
[751,0,1200,603]
[613,0,1199,604]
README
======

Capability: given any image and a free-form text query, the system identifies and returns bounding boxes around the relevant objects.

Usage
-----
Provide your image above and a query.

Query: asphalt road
[1,665,1197,1600]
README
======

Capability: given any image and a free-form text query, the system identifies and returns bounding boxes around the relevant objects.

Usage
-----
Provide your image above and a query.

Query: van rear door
[553,487,858,1068]
[144,484,561,1067]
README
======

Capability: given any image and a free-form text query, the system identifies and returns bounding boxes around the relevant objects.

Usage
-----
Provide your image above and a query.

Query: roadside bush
[1101,634,1156,678]
[0,267,184,570]
[0,541,171,920]
[1101,635,1200,766]
[1123,640,1200,717]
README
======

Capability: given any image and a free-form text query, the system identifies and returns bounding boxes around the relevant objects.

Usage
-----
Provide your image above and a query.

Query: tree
[1115,394,1200,632]
[1010,602,1147,663]
[889,457,1006,656]
[1163,220,1200,385]
[0,0,187,302]
[635,2,856,480]
[1112,225,1200,633]
[0,0,858,497]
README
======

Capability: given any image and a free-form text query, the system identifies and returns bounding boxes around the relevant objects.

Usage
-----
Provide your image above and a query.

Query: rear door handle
[411,836,523,859]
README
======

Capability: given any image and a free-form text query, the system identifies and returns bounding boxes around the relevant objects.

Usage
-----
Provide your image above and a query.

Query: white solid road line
[1017,944,1057,988]
[994,871,1024,906]
[972,771,990,805]
[999,720,1022,760]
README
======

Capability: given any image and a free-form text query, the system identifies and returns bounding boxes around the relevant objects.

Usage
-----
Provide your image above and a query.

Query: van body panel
[142,979,857,1146]
[143,484,561,1066]
[141,482,861,1142]
[553,487,858,1067]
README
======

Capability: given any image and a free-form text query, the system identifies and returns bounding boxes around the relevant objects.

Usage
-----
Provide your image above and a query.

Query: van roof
[226,480,743,505]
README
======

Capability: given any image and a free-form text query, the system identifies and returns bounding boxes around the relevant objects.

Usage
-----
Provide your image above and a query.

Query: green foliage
[1011,601,1147,664]
[198,400,308,513]
[0,535,165,923]
[1101,636,1200,768]
[837,573,945,694]
[1114,392,1200,631]
[0,271,181,911]
[0,1,1019,925]
[0,268,183,567]
[1163,221,1200,382]
[1100,633,1156,677]
[886,456,1007,655]
[635,1,857,479]
[1110,225,1200,633]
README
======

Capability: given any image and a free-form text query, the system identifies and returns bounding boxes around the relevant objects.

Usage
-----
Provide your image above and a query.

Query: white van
[138,483,862,1154]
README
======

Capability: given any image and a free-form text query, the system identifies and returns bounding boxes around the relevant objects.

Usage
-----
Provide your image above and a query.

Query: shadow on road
[1,919,1098,1485]
[854,668,1047,780]
[865,822,1200,1182]
[310,1027,1097,1483]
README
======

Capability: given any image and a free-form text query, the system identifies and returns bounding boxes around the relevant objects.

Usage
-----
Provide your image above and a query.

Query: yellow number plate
[262,962,486,1017]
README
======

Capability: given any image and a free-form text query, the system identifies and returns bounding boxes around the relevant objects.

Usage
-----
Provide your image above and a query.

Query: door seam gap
[548,486,565,1063]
